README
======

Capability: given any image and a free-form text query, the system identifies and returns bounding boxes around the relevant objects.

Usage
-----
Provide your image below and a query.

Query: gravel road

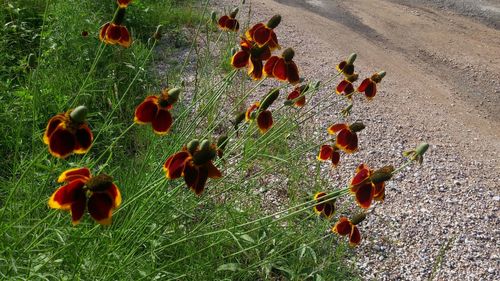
[215,0,500,280]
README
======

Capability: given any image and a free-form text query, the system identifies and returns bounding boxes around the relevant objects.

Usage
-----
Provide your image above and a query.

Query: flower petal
[99,23,110,42]
[256,110,273,133]
[205,161,222,179]
[373,182,385,202]
[271,58,287,81]
[336,129,358,153]
[350,166,371,189]
[58,168,91,183]
[332,217,351,236]
[357,78,371,92]
[231,51,250,69]
[253,25,271,46]
[44,114,65,144]
[248,58,264,80]
[48,126,77,158]
[322,202,334,219]
[327,123,349,135]
[263,56,279,77]
[331,150,340,167]
[48,179,86,210]
[218,15,230,29]
[134,96,159,124]
[286,61,300,85]
[163,151,190,179]
[317,145,333,161]
[74,125,93,154]
[152,108,173,135]
[349,226,361,246]
[355,183,374,209]
[118,26,132,48]
[364,81,377,99]
[88,192,114,225]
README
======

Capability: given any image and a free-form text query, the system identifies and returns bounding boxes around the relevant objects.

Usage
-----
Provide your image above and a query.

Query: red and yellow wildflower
[312,192,335,219]
[358,71,386,99]
[134,88,180,135]
[264,48,300,85]
[218,8,240,32]
[245,15,281,50]
[231,38,271,80]
[327,122,365,154]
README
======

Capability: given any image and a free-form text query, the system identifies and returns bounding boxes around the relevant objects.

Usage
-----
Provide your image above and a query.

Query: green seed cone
[70,106,88,123]
[260,88,280,111]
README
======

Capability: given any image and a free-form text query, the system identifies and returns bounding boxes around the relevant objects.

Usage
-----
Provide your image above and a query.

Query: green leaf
[240,234,255,244]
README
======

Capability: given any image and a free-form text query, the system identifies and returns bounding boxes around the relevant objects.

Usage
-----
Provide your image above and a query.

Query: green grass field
[0,0,426,279]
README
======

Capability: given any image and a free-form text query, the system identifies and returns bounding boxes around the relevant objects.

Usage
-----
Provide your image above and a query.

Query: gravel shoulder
[216,0,500,280]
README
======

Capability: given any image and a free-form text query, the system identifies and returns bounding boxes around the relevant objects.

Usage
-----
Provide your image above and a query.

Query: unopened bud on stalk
[415,142,429,156]
[377,71,386,79]
[167,88,181,104]
[347,53,357,65]
[187,139,200,154]
[229,7,239,18]
[234,111,246,129]
[70,106,88,123]
[260,88,280,110]
[267,15,281,29]
[370,166,395,184]
[351,212,366,225]
[199,139,211,152]
[349,122,365,132]
[217,135,229,151]
[153,25,162,41]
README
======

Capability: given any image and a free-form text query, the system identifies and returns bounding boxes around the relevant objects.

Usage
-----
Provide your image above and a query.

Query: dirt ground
[216,0,500,280]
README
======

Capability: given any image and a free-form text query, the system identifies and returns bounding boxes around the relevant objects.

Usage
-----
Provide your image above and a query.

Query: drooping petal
[106,24,122,43]
[48,179,86,210]
[327,123,349,135]
[48,126,77,158]
[118,26,132,48]
[336,61,347,73]
[322,202,334,219]
[44,114,65,144]
[248,58,264,80]
[74,125,93,154]
[287,89,305,107]
[271,58,287,81]
[70,188,87,225]
[336,80,354,95]
[349,226,361,246]
[355,183,374,209]
[218,15,230,29]
[286,61,300,85]
[231,51,250,68]
[313,203,324,214]
[350,166,371,190]
[58,168,91,183]
[263,56,279,77]
[245,23,264,41]
[332,217,352,236]
[88,192,114,225]
[205,161,222,179]
[193,166,209,195]
[357,78,371,92]
[245,102,260,121]
[252,25,271,46]
[225,18,239,32]
[373,182,385,202]
[256,110,273,133]
[331,150,340,167]
[363,81,377,99]
[163,151,191,179]
[117,0,132,8]
[134,97,159,124]
[183,162,198,190]
[336,129,358,153]
[268,31,280,50]
[99,23,110,42]
[152,108,173,135]
[317,145,333,161]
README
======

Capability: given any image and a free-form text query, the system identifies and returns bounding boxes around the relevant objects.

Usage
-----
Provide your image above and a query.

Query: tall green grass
[0,0,366,279]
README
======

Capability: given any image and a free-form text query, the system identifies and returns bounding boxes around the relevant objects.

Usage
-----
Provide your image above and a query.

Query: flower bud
[260,88,280,110]
[370,166,394,184]
[282,48,295,61]
[349,122,365,132]
[351,212,366,225]
[199,139,211,152]
[346,53,357,65]
[415,142,429,156]
[153,25,162,41]
[192,147,217,165]
[70,106,88,123]
[187,139,200,154]
[167,88,181,104]
[233,111,246,129]
[217,135,229,151]
[210,11,217,23]
[229,7,239,18]
[267,15,281,29]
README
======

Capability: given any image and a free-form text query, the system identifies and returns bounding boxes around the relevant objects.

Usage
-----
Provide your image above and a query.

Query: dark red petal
[355,183,374,209]
[336,61,346,72]
[48,179,86,210]
[373,182,385,201]
[313,203,325,214]
[272,58,287,81]
[268,31,280,50]
[48,126,77,158]
[322,203,334,219]
[245,102,260,121]
[317,145,333,161]
[245,23,264,41]
[259,46,272,61]
[349,226,361,246]
[350,166,371,188]
[134,97,159,124]
[256,110,273,133]
[336,80,348,94]
[331,151,340,167]
[287,61,300,85]
[183,163,198,191]
[249,58,264,80]
[117,0,132,8]
[327,123,349,134]
[193,166,209,195]
[106,24,122,42]
[218,15,230,28]
[58,168,91,183]
[336,129,358,153]
[357,78,371,92]
[74,125,93,154]
[231,51,250,68]
[225,18,239,31]
[205,161,222,179]
[264,56,279,77]
[118,26,132,48]
[164,151,190,179]
[333,217,352,236]
[44,114,65,144]
[253,25,271,46]
[88,192,114,225]
[70,188,87,225]
[152,109,173,135]
[99,23,110,42]
[364,82,377,99]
